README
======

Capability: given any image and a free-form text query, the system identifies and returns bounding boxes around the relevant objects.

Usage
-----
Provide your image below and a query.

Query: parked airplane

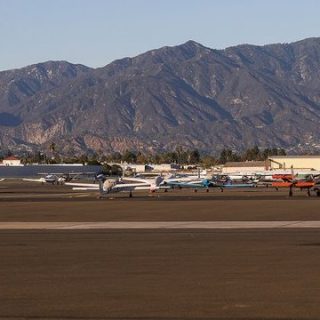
[162,178,214,192]
[22,172,96,185]
[66,176,166,197]
[161,174,257,192]
[311,182,320,197]
[23,174,63,184]
[270,171,320,196]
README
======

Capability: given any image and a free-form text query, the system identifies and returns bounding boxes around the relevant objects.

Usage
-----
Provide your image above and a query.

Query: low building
[147,164,180,172]
[269,155,320,171]
[0,156,23,166]
[116,163,179,174]
[222,161,269,174]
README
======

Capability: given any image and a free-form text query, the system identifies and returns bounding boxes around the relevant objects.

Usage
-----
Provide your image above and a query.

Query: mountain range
[1,37,320,155]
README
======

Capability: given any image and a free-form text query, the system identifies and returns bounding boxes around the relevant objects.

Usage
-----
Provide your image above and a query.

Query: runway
[2,220,320,229]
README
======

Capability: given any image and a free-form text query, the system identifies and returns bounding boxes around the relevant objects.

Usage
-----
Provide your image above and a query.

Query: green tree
[122,150,137,163]
[79,154,89,165]
[262,148,271,160]
[136,152,147,164]
[111,164,123,176]
[101,163,112,175]
[6,150,13,157]
[87,158,101,165]
[219,149,240,163]
[242,145,261,161]
[278,148,286,156]
[107,152,122,162]
[201,155,217,168]
[219,149,228,164]
[188,149,200,164]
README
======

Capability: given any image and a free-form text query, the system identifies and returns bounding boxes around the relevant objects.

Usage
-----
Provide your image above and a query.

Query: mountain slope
[1,38,320,155]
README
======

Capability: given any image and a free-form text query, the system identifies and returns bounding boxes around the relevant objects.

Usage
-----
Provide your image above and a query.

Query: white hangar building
[222,161,270,174]
[269,155,320,171]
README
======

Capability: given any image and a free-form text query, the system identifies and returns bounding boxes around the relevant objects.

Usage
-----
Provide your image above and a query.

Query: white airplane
[131,172,211,192]
[22,172,96,185]
[0,178,5,182]
[159,171,210,184]
[65,176,166,197]
[23,175,63,184]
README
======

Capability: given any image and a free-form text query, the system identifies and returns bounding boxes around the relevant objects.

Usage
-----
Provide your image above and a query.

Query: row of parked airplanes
[1,168,319,198]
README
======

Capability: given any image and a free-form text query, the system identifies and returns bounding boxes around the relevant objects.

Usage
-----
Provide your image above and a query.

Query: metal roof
[3,156,20,161]
[223,161,267,167]
[269,155,320,159]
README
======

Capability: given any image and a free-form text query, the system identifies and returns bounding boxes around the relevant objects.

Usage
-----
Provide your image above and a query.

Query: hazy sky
[1,0,319,71]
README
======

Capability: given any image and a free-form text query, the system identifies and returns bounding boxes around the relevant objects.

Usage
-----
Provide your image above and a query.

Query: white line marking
[1,221,320,230]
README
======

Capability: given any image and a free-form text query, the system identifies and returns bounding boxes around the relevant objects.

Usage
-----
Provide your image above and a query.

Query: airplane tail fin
[154,176,164,186]
[202,179,210,188]
[98,179,105,195]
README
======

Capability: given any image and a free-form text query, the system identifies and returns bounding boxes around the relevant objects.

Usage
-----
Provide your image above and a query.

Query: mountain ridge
[1,37,320,155]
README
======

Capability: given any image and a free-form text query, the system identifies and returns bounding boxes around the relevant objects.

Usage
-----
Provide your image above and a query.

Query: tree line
[1,145,286,168]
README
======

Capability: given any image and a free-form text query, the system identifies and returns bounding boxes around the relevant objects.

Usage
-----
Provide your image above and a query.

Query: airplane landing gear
[129,191,133,198]
[289,186,293,197]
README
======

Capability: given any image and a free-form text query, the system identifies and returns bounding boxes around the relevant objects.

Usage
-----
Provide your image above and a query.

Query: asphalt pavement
[1,181,320,319]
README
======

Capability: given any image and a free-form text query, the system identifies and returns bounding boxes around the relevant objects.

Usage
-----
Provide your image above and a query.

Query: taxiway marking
[1,221,320,229]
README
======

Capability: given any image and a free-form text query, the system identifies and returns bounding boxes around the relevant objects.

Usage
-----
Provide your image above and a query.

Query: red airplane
[271,173,317,196]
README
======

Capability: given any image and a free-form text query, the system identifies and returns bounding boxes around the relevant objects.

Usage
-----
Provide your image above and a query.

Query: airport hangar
[269,155,320,171]
[221,156,320,173]
[221,161,269,174]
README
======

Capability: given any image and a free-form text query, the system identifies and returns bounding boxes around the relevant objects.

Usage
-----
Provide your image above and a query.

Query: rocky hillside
[1,37,320,155]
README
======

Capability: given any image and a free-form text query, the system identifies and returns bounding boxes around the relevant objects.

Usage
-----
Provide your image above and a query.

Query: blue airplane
[163,178,256,192]
[213,180,256,192]
[162,178,214,192]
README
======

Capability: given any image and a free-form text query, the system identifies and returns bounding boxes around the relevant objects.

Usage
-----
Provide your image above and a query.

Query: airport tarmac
[3,220,320,229]
[2,229,320,319]
[1,180,320,319]
[1,180,320,223]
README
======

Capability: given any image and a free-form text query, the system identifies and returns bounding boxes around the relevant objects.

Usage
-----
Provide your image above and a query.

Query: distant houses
[114,163,181,174]
[0,156,23,166]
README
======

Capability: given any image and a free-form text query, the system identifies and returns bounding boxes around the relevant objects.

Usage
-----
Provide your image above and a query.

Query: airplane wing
[112,183,150,189]
[123,177,151,184]
[22,178,46,183]
[72,187,100,191]
[220,183,256,188]
[165,181,206,188]
[65,182,99,189]
[38,172,96,175]
[65,182,150,192]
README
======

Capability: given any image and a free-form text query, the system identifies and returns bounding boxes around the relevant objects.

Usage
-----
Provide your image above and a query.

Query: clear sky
[1,0,319,71]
